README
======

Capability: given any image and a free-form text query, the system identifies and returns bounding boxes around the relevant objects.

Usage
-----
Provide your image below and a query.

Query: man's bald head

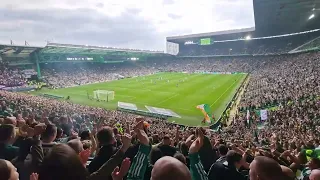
[310,169,320,180]
[152,156,191,180]
[250,156,284,180]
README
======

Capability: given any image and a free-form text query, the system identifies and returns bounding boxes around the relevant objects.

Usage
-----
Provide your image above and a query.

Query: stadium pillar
[35,52,42,78]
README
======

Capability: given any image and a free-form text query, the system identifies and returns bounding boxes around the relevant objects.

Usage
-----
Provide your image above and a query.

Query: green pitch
[33,72,246,126]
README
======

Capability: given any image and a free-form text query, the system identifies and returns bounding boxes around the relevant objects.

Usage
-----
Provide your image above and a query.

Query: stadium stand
[176,30,320,56]
[292,36,320,53]
[1,0,320,180]
[1,49,320,179]
[0,61,27,87]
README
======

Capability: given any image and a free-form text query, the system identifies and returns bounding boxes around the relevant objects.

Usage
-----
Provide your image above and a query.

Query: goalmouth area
[33,72,247,126]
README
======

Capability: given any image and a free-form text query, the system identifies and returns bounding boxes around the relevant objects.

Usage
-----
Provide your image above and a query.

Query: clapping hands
[120,133,132,152]
[30,173,39,180]
[189,128,204,154]
[134,120,149,146]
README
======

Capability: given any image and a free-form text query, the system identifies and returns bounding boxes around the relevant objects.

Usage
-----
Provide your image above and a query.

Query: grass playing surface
[33,72,246,126]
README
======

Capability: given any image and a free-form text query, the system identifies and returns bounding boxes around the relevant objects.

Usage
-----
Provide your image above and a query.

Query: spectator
[157,135,176,157]
[0,159,19,180]
[208,150,246,180]
[41,124,57,156]
[215,144,228,163]
[0,125,19,161]
[310,169,320,180]
[152,156,191,180]
[249,156,285,180]
[88,126,116,174]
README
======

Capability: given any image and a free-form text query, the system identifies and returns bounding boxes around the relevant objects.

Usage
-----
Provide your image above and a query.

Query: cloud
[163,0,175,5]
[0,8,160,50]
[168,13,182,20]
[95,2,104,8]
[0,0,254,50]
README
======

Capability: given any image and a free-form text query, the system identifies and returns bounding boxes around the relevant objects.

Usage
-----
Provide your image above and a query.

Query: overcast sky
[0,0,254,50]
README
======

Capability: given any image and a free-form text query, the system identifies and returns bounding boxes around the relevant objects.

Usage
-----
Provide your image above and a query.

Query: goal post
[93,90,114,102]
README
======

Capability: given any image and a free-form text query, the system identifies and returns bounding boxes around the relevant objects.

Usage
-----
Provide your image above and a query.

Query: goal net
[93,90,114,101]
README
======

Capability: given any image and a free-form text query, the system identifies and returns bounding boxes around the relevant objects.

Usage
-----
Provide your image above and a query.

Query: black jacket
[88,144,117,174]
[199,136,217,172]
[158,144,177,157]
[208,162,246,180]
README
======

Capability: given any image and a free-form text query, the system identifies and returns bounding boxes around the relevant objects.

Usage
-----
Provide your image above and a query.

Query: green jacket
[189,152,208,180]
[0,143,19,161]
[127,144,151,180]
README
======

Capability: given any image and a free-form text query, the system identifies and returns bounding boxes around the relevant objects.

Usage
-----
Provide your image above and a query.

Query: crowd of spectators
[0,62,26,87]
[178,31,320,56]
[41,63,156,88]
[0,51,320,180]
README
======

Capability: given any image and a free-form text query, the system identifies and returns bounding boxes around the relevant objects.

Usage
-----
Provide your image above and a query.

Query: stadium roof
[0,44,41,57]
[37,43,170,60]
[40,43,165,54]
[167,27,255,42]
[167,0,320,44]
[0,43,170,63]
[254,0,320,36]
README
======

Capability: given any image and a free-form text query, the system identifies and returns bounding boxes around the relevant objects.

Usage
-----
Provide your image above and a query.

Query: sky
[0,0,255,51]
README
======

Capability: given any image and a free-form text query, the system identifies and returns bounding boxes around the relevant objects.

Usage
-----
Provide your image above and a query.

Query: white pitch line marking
[210,78,239,107]
[156,94,179,105]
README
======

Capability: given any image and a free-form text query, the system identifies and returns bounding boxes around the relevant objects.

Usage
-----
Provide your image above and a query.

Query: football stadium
[1,0,320,179]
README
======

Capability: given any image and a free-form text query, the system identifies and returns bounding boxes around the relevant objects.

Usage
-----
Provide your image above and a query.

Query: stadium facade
[166,0,320,56]
[1,0,320,79]
[0,43,173,78]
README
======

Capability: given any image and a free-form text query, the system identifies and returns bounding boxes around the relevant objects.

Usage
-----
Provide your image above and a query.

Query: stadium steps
[226,75,250,126]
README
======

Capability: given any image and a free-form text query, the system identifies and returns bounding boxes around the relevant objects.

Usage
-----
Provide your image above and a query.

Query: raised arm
[88,133,132,180]
[89,129,97,155]
[189,128,208,180]
[127,120,151,180]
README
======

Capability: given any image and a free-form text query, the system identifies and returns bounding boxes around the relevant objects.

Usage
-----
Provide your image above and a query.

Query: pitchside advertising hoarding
[117,101,181,118]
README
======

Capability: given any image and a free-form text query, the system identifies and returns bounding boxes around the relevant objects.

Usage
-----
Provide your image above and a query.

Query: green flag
[196,104,212,123]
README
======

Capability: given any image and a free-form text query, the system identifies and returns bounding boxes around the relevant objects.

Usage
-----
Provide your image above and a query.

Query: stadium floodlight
[312,8,315,11]
[130,57,139,61]
[245,35,251,40]
[309,14,315,20]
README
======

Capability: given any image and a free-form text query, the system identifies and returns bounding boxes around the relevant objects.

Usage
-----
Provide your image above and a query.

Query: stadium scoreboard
[200,38,211,45]
[184,38,212,45]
